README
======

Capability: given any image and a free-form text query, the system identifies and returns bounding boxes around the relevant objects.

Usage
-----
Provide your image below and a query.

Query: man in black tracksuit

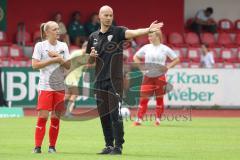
[86,5,163,155]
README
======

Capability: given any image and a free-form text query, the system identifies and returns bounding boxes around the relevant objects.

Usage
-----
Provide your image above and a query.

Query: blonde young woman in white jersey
[133,30,179,126]
[32,21,70,153]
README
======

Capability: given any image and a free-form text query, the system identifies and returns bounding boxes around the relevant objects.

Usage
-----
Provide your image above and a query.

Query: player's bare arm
[166,57,180,70]
[32,57,65,69]
[125,21,164,39]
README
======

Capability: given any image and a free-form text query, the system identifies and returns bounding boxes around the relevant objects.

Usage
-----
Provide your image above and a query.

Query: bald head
[99,5,114,28]
[99,5,113,15]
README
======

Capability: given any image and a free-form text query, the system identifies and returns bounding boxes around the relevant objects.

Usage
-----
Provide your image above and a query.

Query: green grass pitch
[0,117,239,160]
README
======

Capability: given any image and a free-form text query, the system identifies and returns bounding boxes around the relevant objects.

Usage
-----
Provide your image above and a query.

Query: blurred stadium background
[1,0,240,110]
[0,0,240,159]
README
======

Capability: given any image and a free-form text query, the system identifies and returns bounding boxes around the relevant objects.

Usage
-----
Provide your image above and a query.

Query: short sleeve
[86,34,93,54]
[196,10,202,19]
[135,45,147,58]
[63,43,70,60]
[165,46,178,60]
[196,10,209,21]
[118,26,127,41]
[32,42,42,60]
[209,53,215,64]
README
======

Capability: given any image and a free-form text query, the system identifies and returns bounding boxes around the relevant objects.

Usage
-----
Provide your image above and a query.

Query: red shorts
[140,75,167,97]
[37,90,65,111]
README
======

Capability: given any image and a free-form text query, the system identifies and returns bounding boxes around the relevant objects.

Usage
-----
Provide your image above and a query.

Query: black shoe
[97,146,114,154]
[33,147,41,153]
[48,146,56,153]
[109,147,122,155]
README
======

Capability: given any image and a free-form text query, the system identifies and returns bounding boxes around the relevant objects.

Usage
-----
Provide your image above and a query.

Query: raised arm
[125,21,163,39]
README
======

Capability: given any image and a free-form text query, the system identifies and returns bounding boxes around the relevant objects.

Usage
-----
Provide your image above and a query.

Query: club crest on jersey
[93,39,98,46]
[107,35,113,42]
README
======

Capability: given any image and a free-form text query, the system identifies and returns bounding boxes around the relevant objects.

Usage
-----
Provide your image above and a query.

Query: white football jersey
[135,43,177,77]
[32,40,70,91]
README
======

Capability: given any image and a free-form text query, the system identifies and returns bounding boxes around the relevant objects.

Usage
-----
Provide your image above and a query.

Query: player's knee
[38,110,49,118]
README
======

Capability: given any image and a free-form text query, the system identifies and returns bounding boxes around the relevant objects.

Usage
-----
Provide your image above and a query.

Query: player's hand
[149,21,164,33]
[160,66,168,73]
[137,63,146,71]
[207,19,215,25]
[90,47,98,57]
[53,56,65,65]
[48,51,60,58]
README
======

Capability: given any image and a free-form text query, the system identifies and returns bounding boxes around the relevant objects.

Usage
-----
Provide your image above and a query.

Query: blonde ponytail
[40,23,46,41]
